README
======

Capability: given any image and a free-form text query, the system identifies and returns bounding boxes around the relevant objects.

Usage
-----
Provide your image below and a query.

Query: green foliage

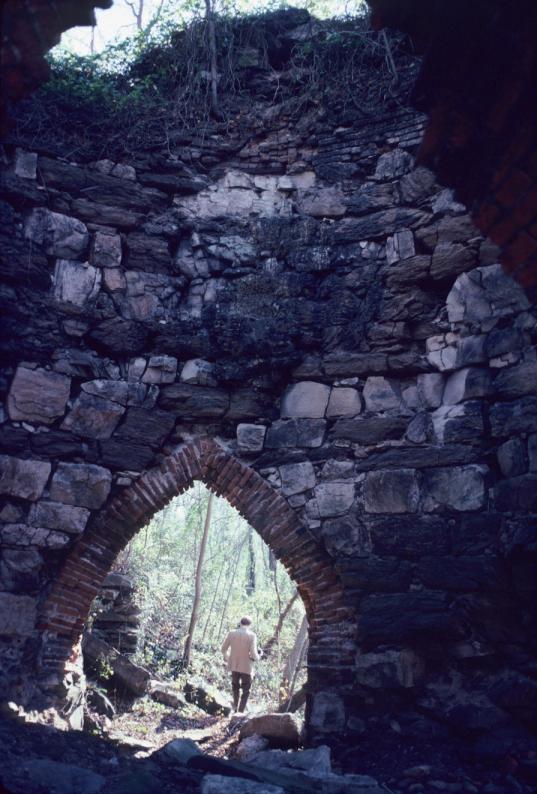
[116,482,305,710]
[12,3,413,160]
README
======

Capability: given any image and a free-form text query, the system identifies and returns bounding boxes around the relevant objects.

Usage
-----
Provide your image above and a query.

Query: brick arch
[38,437,354,717]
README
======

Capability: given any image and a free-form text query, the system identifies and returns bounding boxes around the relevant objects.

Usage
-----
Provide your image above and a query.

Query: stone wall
[1,64,536,743]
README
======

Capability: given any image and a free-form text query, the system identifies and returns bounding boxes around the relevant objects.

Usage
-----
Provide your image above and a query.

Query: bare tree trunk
[200,551,225,646]
[90,26,96,55]
[205,0,219,115]
[182,490,213,666]
[125,0,144,30]
[217,534,246,640]
[279,615,308,709]
[246,525,255,595]
[263,591,299,659]
[268,548,277,573]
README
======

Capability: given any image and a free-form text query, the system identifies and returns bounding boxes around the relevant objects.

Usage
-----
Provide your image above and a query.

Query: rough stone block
[331,416,407,444]
[368,515,450,558]
[430,241,475,280]
[529,434,537,472]
[91,231,122,268]
[358,591,454,648]
[497,438,528,478]
[142,355,178,385]
[61,392,125,440]
[281,381,330,418]
[0,524,70,549]
[326,387,362,418]
[337,556,411,591]
[239,712,301,747]
[0,593,36,635]
[375,148,413,180]
[81,379,128,405]
[451,513,501,555]
[201,775,284,794]
[237,424,266,453]
[364,469,420,514]
[309,690,346,734]
[279,462,316,496]
[180,359,216,386]
[14,148,38,179]
[355,649,424,689]
[297,186,346,218]
[431,401,484,444]
[53,259,101,306]
[265,419,326,449]
[0,548,43,592]
[494,362,537,400]
[24,208,89,258]
[28,501,90,534]
[447,264,530,326]
[417,373,444,408]
[50,463,112,509]
[443,367,492,405]
[7,365,70,425]
[363,376,402,412]
[159,384,229,417]
[314,482,355,517]
[493,475,537,511]
[423,465,488,512]
[489,397,537,437]
[321,514,371,557]
[320,460,355,480]
[226,390,273,422]
[418,556,507,592]
[0,456,51,501]
[100,439,155,471]
[386,229,415,264]
[115,407,176,447]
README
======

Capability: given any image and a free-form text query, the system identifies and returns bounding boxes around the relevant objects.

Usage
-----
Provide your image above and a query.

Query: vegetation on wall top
[12,5,418,159]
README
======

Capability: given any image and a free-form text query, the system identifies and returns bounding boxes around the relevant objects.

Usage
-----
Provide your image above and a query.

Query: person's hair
[240,615,252,626]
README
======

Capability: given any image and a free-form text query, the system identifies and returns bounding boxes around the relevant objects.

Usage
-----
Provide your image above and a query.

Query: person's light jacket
[221,626,260,675]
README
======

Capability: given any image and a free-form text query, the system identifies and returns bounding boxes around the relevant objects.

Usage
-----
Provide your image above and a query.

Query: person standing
[221,615,260,712]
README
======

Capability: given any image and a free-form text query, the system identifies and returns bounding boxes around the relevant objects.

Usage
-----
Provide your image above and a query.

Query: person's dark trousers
[231,671,252,712]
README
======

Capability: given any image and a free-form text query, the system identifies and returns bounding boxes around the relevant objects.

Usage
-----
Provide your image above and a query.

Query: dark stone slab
[125,233,172,272]
[0,231,50,289]
[88,318,149,356]
[138,171,208,194]
[494,362,537,400]
[31,430,91,459]
[71,198,143,229]
[159,383,229,417]
[355,443,481,471]
[334,208,430,242]
[331,416,407,444]
[115,407,176,447]
[100,438,155,471]
[225,389,274,421]
[368,514,451,558]
[336,557,412,592]
[417,555,508,591]
[451,513,502,555]
[359,591,458,648]
[265,418,326,449]
[494,475,537,511]
[323,352,388,377]
[490,397,537,437]
[0,425,31,453]
[38,157,167,211]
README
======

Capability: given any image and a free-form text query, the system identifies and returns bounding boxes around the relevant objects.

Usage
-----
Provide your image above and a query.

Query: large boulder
[183,681,231,716]
[280,382,330,419]
[202,776,283,794]
[239,713,301,748]
[0,455,51,501]
[24,208,89,258]
[7,365,70,425]
[83,634,150,695]
[49,463,111,509]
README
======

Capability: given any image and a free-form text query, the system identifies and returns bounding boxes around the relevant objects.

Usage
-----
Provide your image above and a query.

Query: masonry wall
[1,79,537,743]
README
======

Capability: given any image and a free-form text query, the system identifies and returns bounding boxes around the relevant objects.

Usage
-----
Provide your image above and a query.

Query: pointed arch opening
[38,438,355,737]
